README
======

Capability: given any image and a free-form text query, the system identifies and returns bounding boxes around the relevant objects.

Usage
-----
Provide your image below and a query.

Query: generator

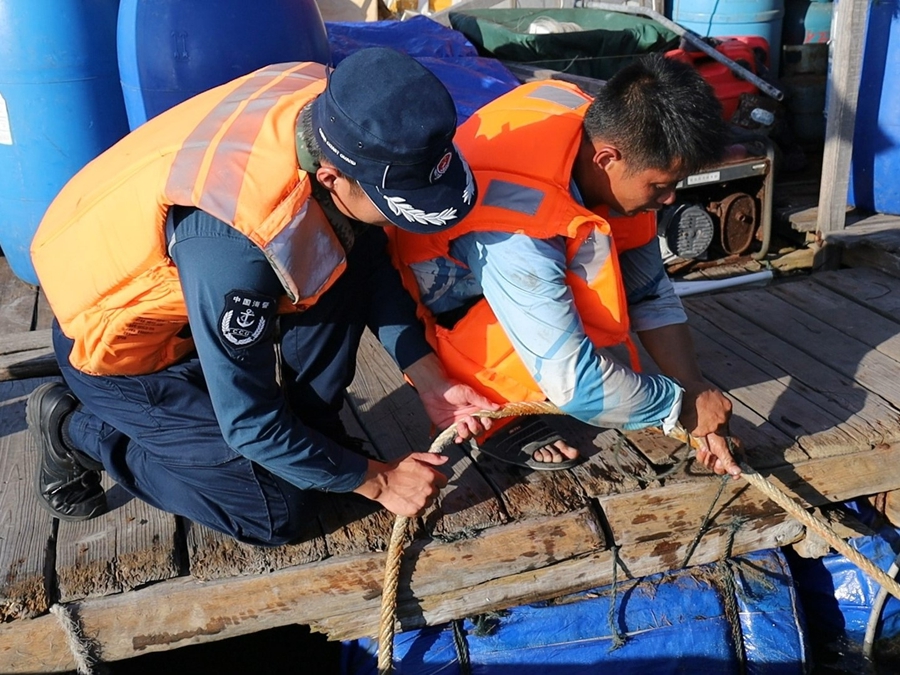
[658,138,774,267]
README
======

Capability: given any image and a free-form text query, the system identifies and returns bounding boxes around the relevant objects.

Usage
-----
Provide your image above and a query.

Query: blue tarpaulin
[786,503,900,645]
[325,16,520,124]
[342,549,808,674]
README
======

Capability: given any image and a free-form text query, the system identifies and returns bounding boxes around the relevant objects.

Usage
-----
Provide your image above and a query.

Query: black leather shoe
[26,382,107,521]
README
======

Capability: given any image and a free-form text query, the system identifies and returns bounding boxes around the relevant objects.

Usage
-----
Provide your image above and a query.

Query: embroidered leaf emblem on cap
[383,196,458,226]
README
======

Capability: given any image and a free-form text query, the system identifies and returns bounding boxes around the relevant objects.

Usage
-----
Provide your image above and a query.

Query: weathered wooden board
[687,307,889,453]
[770,278,900,363]
[311,515,804,640]
[714,289,900,407]
[812,267,900,324]
[185,519,327,582]
[688,313,861,457]
[0,330,58,382]
[564,425,653,496]
[0,378,56,620]
[600,441,900,550]
[0,509,605,673]
[0,263,36,334]
[34,290,54,331]
[56,475,183,602]
[685,295,900,445]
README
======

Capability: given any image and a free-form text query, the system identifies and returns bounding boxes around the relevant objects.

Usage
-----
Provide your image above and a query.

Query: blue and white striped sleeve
[452,231,682,431]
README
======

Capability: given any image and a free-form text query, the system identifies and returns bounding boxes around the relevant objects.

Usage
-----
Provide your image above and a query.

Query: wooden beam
[0,330,59,382]
[0,509,604,673]
[815,0,869,238]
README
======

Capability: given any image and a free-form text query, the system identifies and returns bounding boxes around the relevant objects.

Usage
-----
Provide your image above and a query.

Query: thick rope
[50,603,98,675]
[377,407,900,674]
[718,519,747,675]
[376,401,565,674]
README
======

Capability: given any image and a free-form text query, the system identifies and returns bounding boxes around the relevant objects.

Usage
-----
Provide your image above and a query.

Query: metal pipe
[751,138,776,260]
[581,2,784,102]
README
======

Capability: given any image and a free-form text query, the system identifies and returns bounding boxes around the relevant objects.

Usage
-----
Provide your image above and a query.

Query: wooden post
[815,0,870,267]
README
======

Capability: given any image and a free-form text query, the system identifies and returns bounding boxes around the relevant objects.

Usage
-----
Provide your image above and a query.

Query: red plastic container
[665,36,770,120]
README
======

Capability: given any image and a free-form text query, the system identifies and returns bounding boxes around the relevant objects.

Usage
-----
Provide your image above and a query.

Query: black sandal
[474,417,582,471]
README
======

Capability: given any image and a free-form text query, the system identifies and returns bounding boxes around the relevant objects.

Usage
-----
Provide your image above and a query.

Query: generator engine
[657,140,774,266]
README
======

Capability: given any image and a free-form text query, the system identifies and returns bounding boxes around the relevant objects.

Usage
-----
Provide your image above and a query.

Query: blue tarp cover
[343,549,808,674]
[325,17,520,124]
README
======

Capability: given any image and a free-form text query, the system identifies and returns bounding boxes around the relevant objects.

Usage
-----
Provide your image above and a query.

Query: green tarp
[448,8,679,81]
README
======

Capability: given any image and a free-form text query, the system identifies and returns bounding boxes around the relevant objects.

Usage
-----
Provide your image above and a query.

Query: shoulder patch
[219,290,277,348]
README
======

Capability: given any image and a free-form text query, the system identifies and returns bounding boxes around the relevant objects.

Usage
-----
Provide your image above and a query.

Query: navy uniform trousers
[53,219,407,546]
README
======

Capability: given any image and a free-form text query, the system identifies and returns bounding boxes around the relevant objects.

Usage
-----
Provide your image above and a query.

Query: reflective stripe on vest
[32,62,345,375]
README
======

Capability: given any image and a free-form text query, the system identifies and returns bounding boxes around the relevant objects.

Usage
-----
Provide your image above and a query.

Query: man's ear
[315,164,340,191]
[593,144,621,171]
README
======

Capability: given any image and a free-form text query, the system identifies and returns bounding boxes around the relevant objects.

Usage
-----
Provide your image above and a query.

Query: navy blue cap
[311,47,475,233]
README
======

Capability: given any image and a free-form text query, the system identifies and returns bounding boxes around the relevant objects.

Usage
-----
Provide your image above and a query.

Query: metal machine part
[712,192,758,255]
[671,138,775,261]
[658,203,715,259]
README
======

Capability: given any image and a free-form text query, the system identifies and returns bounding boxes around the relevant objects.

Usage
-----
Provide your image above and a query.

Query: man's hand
[353,454,450,517]
[680,379,742,479]
[404,353,499,442]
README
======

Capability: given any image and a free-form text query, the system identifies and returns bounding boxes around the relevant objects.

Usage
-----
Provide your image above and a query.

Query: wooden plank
[0,330,59,382]
[311,515,804,640]
[685,296,900,445]
[688,316,860,458]
[469,441,587,520]
[56,477,182,602]
[714,289,900,407]
[562,424,652,497]
[823,214,900,251]
[769,278,900,362]
[316,491,396,557]
[842,246,900,280]
[687,307,885,454]
[685,294,900,444]
[0,262,36,334]
[813,267,900,320]
[815,0,868,235]
[0,508,605,672]
[601,440,900,550]
[185,520,327,582]
[34,289,54,331]
[0,379,56,621]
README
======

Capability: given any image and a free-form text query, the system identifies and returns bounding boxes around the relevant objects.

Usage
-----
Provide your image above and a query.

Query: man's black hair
[583,53,729,175]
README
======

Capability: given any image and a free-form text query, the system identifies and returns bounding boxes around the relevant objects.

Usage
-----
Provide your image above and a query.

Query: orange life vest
[389,80,656,403]
[32,62,347,376]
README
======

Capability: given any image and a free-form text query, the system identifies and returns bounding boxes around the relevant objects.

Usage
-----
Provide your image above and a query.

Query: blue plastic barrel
[117,0,332,130]
[0,1,130,286]
[672,0,786,75]
[847,0,900,215]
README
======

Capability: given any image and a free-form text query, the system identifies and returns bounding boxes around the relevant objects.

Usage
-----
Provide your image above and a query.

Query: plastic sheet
[326,15,479,64]
[786,516,900,644]
[325,18,519,124]
[342,549,808,674]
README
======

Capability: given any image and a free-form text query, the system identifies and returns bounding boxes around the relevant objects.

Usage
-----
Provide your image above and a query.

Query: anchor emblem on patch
[219,290,276,348]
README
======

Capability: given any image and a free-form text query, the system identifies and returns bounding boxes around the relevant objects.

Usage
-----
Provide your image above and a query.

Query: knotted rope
[376,404,900,675]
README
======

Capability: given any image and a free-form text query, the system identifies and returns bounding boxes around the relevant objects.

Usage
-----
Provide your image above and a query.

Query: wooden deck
[3,255,900,672]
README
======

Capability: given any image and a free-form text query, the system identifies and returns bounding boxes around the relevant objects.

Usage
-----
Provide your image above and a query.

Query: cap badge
[430,151,453,183]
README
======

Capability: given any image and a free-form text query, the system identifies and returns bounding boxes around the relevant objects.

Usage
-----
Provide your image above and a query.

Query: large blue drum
[848,0,900,215]
[117,0,332,130]
[0,0,129,286]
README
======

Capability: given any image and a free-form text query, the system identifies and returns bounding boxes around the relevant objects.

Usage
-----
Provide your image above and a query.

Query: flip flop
[474,417,582,471]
